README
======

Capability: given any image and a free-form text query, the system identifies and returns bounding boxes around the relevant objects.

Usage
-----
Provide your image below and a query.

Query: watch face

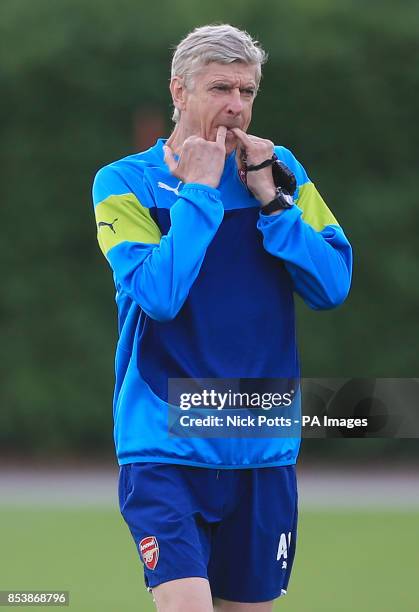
[261,189,294,215]
[278,189,294,208]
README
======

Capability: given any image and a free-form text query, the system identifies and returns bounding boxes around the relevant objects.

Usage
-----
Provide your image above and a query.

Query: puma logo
[157,181,182,196]
[98,218,118,234]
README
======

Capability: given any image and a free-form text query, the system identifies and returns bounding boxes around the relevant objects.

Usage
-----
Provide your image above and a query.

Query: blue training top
[92,138,352,468]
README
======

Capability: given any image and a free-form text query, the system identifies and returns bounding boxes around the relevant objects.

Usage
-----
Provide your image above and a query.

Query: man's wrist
[257,186,277,206]
[185,176,220,189]
[260,188,294,215]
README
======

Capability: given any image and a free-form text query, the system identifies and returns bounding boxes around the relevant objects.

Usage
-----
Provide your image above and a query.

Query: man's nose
[226,89,244,115]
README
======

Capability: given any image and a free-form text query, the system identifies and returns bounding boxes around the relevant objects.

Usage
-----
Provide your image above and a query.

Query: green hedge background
[1,0,418,458]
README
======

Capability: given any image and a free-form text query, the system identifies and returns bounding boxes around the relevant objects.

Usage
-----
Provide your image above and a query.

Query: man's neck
[165,124,193,157]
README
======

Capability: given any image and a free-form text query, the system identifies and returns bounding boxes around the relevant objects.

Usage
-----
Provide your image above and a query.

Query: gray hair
[170,24,268,123]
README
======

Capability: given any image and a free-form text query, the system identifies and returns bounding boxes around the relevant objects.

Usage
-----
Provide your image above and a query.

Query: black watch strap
[238,153,297,197]
[246,155,276,171]
[260,188,294,215]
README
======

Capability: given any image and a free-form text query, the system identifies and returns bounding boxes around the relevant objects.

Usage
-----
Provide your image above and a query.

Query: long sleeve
[257,148,353,310]
[92,164,224,321]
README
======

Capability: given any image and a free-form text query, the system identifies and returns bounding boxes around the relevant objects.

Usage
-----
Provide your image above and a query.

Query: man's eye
[212,85,255,95]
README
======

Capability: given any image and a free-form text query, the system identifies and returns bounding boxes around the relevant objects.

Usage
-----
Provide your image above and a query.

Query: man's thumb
[163,145,177,173]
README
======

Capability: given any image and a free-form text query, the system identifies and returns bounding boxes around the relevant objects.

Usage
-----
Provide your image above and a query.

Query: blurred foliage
[1,0,418,457]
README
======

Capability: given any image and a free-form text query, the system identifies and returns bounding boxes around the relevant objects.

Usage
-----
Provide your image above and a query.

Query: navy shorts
[118,462,298,603]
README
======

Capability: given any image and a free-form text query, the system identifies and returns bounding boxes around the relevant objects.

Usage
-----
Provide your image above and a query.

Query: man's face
[177,61,258,154]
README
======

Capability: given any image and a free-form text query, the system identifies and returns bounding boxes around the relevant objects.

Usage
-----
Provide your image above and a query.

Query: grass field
[0,507,418,611]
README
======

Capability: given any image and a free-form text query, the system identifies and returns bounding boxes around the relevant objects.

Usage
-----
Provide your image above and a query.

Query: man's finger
[163,145,177,174]
[230,127,252,146]
[216,125,227,145]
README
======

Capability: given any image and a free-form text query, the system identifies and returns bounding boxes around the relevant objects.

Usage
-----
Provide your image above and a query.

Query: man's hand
[231,128,276,205]
[163,126,227,189]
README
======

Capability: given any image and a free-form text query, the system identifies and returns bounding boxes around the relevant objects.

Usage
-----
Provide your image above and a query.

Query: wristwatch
[260,187,294,215]
[242,153,297,215]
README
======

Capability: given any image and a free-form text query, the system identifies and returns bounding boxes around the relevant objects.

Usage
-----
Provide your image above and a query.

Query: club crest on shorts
[139,536,159,570]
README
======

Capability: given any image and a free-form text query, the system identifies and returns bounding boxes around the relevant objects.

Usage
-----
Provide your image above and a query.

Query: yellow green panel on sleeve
[95,193,161,256]
[297,182,339,232]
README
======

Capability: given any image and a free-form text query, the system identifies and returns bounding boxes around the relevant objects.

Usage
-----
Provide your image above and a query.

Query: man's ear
[170,76,188,113]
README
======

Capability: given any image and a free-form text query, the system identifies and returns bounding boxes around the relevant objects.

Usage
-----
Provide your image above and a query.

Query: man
[92,24,352,612]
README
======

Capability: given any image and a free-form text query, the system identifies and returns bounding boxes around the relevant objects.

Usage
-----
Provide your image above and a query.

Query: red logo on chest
[139,536,159,570]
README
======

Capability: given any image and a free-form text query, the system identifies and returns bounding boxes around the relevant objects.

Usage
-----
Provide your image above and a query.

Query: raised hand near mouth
[231,127,277,205]
[163,126,228,189]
